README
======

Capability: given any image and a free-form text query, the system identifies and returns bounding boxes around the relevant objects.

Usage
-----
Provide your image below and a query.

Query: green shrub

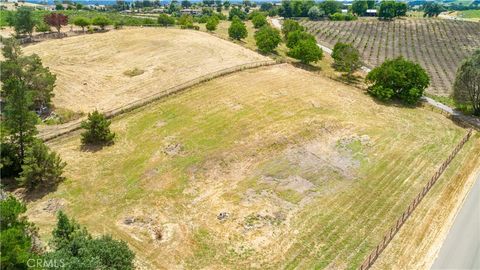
[332,42,362,77]
[17,140,66,190]
[308,6,325,20]
[206,16,219,31]
[228,7,247,20]
[47,211,135,269]
[228,17,247,40]
[453,50,480,116]
[35,21,51,33]
[177,14,194,27]
[288,38,323,65]
[251,13,267,28]
[0,196,39,269]
[73,16,90,31]
[366,57,430,105]
[281,19,304,39]
[158,14,175,26]
[114,20,125,29]
[80,110,115,145]
[286,30,315,49]
[92,16,110,30]
[0,140,22,178]
[254,25,281,53]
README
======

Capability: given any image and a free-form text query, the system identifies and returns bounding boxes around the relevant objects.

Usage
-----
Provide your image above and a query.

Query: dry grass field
[26,64,479,269]
[22,27,269,114]
[301,18,480,96]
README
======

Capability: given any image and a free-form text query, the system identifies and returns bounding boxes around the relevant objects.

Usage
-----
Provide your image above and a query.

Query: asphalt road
[431,172,480,269]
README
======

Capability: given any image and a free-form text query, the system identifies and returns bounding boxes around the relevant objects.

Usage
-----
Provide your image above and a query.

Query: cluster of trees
[422,2,445,17]
[0,39,66,191]
[283,19,323,64]
[351,0,375,16]
[6,8,118,37]
[329,12,357,21]
[1,196,135,269]
[378,1,407,20]
[280,0,341,18]
[280,0,357,21]
[73,16,113,31]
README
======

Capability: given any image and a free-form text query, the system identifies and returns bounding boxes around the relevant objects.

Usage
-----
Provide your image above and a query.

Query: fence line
[39,60,279,141]
[359,128,473,270]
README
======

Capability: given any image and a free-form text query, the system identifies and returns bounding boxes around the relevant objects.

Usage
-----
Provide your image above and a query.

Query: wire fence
[359,128,473,270]
[39,60,280,141]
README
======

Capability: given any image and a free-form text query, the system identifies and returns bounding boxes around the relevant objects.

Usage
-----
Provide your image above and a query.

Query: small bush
[177,14,194,28]
[92,16,110,30]
[228,17,247,40]
[206,17,219,31]
[308,6,325,20]
[0,140,22,178]
[330,12,357,21]
[286,30,315,49]
[73,17,90,31]
[80,110,115,146]
[254,25,281,53]
[288,38,323,65]
[251,13,267,28]
[114,20,125,29]
[158,14,175,27]
[35,21,51,33]
[281,19,304,39]
[332,42,362,77]
[228,7,247,20]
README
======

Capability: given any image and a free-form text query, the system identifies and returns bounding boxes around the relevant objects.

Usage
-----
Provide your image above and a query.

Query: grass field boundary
[39,60,279,142]
[359,128,474,270]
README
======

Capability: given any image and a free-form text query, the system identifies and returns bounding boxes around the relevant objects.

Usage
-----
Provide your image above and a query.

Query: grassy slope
[460,9,480,19]
[200,20,338,78]
[27,64,476,269]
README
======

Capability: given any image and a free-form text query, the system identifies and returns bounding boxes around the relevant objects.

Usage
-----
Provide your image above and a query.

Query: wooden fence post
[358,129,473,270]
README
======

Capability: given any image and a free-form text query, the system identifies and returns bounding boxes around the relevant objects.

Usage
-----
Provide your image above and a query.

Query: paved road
[431,172,480,269]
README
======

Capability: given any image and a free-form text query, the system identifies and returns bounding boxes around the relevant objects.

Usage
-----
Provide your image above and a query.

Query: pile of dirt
[42,198,65,214]
[120,214,177,244]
